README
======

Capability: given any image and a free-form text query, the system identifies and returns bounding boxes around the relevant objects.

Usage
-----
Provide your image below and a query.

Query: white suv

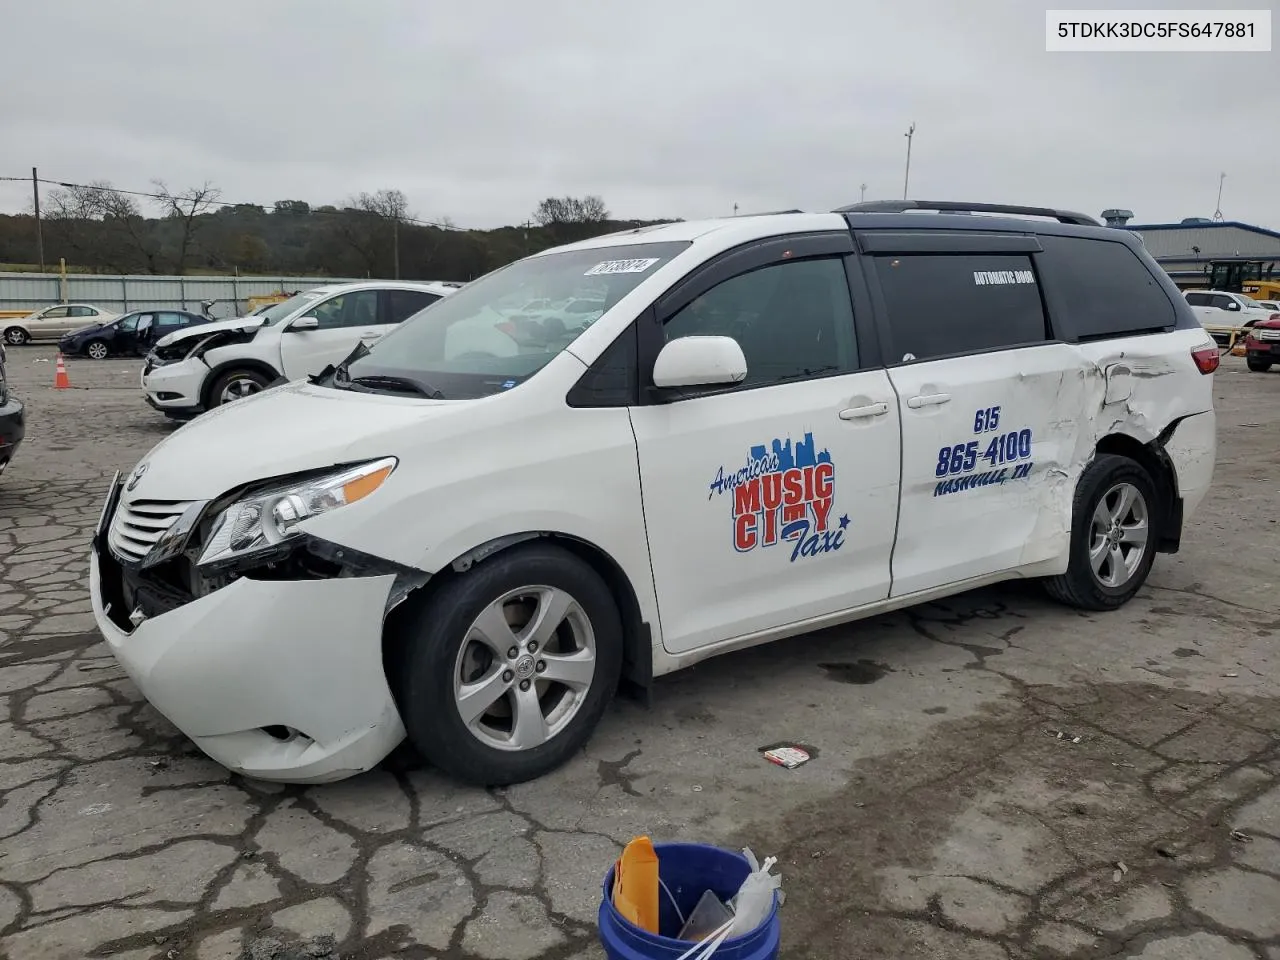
[1184,289,1278,345]
[140,281,458,417]
[91,201,1218,786]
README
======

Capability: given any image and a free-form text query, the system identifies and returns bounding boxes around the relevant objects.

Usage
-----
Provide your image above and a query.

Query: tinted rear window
[1036,235,1181,340]
[872,254,1048,362]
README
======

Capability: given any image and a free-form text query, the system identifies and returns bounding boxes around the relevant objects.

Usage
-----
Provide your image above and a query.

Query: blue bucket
[598,842,781,960]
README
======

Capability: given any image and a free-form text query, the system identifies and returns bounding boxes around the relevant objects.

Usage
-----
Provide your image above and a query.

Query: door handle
[839,402,889,420]
[906,393,951,409]
[360,330,384,340]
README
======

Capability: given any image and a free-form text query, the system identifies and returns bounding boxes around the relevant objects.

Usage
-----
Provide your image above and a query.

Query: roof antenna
[1212,172,1225,222]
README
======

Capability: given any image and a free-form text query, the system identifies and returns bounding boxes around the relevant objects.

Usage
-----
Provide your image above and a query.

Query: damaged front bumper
[90,474,422,783]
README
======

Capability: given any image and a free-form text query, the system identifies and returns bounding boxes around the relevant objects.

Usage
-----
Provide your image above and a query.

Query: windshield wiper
[348,375,445,399]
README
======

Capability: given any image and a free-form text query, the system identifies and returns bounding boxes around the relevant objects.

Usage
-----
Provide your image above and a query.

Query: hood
[123,380,464,501]
[64,322,109,339]
[155,315,264,349]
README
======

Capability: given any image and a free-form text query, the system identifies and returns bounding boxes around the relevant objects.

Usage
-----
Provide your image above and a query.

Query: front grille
[108,498,199,563]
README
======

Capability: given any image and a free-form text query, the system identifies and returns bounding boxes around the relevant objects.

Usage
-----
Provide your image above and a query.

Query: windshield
[257,291,322,326]
[336,240,690,399]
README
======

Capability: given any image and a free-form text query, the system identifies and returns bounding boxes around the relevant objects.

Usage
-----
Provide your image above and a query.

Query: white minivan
[140,280,458,417]
[91,201,1218,786]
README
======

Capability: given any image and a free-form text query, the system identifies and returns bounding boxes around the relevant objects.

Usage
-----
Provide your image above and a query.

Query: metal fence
[0,272,363,318]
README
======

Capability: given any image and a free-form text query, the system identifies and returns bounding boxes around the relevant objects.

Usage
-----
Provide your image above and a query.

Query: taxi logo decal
[708,433,848,562]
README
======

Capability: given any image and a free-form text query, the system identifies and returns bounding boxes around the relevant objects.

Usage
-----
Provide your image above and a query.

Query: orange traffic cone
[54,352,71,389]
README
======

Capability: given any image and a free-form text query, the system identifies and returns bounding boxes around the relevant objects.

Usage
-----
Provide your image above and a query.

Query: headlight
[198,457,396,568]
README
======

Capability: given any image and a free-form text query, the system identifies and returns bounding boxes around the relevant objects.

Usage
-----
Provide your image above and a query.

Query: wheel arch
[3,324,30,341]
[383,531,653,705]
[1093,429,1181,553]
[200,358,282,408]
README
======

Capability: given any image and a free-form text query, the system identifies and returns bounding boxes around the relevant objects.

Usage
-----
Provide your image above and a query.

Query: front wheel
[3,327,28,346]
[208,368,271,407]
[391,543,623,786]
[1246,357,1272,372]
[1044,454,1159,611]
[85,339,109,360]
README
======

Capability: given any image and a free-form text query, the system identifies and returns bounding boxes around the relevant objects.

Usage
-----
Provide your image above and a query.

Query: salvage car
[4,303,119,345]
[140,281,457,417]
[91,200,1218,787]
[0,342,24,475]
[60,309,210,359]
[1243,315,1280,372]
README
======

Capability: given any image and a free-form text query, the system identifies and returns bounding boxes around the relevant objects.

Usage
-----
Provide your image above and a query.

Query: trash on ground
[1052,730,1083,744]
[1112,861,1128,882]
[761,744,812,769]
[1229,830,1252,843]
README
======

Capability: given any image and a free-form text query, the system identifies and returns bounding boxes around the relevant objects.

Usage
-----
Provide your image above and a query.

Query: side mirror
[652,335,747,389]
[1225,301,1240,311]
[290,316,320,331]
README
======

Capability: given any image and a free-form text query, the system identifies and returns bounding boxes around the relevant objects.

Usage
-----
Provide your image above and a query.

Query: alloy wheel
[219,377,263,404]
[452,585,597,752]
[87,342,109,360]
[1088,482,1149,588]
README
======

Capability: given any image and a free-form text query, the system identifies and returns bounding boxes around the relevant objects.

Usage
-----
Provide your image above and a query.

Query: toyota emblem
[126,462,148,492]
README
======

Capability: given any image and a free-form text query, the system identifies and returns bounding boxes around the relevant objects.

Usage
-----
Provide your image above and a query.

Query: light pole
[859,183,867,203]
[903,123,916,200]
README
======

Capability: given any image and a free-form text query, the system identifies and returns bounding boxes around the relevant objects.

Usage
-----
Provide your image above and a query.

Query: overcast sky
[2,0,1277,230]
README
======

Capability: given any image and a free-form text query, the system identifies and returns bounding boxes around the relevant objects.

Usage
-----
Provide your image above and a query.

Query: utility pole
[392,216,400,279]
[859,183,867,203]
[903,123,916,200]
[1212,172,1226,222]
[32,167,45,273]
[733,202,739,217]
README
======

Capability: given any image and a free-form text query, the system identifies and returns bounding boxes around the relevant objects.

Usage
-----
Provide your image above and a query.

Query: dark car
[59,309,210,360]
[0,343,24,475]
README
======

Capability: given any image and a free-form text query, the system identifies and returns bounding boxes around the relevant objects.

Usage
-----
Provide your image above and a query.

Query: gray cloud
[3,0,1277,229]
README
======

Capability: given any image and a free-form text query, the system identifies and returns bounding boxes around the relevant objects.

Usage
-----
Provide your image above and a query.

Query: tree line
[0,182,673,281]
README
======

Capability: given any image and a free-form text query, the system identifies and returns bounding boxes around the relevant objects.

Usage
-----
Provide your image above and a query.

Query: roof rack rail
[734,208,804,217]
[833,200,1100,227]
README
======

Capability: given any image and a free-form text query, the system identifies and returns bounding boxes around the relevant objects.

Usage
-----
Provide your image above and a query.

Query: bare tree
[332,189,413,278]
[532,195,610,226]
[152,180,222,274]
[45,180,163,273]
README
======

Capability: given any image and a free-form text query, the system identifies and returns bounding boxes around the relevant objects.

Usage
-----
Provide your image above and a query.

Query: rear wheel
[85,339,109,360]
[1246,357,1272,372]
[209,368,270,407]
[3,327,28,346]
[392,543,623,786]
[1044,454,1159,611]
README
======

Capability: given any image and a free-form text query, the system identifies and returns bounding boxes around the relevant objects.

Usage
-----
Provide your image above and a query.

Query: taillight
[1191,345,1220,374]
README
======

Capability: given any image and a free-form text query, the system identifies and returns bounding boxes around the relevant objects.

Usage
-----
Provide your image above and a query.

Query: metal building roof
[1124,221,1280,261]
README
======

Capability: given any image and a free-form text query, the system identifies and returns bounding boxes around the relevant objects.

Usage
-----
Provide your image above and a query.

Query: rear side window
[1035,235,1178,340]
[1185,292,1211,307]
[386,289,441,324]
[872,254,1047,362]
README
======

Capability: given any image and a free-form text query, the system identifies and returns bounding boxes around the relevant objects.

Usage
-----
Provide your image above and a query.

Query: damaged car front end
[141,319,267,418]
[91,456,428,783]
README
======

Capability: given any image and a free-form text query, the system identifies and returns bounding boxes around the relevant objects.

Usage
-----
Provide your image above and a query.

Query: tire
[85,339,109,360]
[208,368,271,407]
[3,327,28,346]
[392,542,623,786]
[1044,454,1159,611]
[1246,357,1272,372]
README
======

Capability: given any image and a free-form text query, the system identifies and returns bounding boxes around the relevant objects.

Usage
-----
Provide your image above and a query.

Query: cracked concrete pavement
[0,345,1277,959]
